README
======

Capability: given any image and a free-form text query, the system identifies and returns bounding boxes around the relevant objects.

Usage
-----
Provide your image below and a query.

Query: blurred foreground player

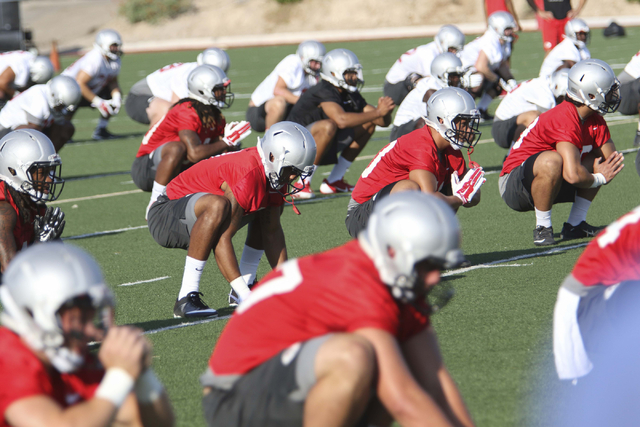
[202,192,474,427]
[0,243,174,427]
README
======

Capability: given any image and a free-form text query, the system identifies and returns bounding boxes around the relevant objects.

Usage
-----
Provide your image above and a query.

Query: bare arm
[259,205,287,268]
[474,51,499,84]
[113,390,174,427]
[556,61,577,72]
[409,169,462,211]
[504,0,521,30]
[423,89,437,103]
[15,123,43,131]
[76,70,98,103]
[273,76,300,104]
[107,77,121,98]
[496,60,514,81]
[567,0,587,18]
[525,0,554,20]
[320,96,394,129]
[557,140,624,187]
[0,67,16,98]
[0,200,17,272]
[178,129,228,163]
[363,103,393,127]
[214,182,245,282]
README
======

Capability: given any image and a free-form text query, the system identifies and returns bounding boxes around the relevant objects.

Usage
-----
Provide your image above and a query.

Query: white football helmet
[566,59,620,115]
[0,129,64,202]
[359,192,465,302]
[488,11,517,42]
[196,48,231,73]
[47,75,82,115]
[425,87,481,150]
[187,64,234,108]
[0,243,114,373]
[549,68,569,100]
[565,18,590,49]
[94,29,123,61]
[435,25,466,54]
[320,48,364,93]
[430,52,464,88]
[297,40,326,76]
[257,121,317,195]
[29,56,54,85]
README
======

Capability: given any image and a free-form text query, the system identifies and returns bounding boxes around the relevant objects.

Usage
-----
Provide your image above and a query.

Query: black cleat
[173,292,218,318]
[92,127,121,140]
[533,226,555,246]
[560,221,604,240]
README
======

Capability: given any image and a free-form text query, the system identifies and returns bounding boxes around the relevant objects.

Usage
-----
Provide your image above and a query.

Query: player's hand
[376,96,395,117]
[594,151,624,183]
[91,96,115,118]
[222,121,252,147]
[99,326,148,380]
[108,92,122,115]
[537,10,554,21]
[499,78,517,93]
[451,168,486,204]
[34,206,65,242]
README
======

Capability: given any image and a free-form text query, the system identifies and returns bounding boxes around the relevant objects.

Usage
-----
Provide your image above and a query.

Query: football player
[125,47,230,127]
[525,0,586,53]
[390,52,465,142]
[62,29,124,140]
[0,50,53,104]
[0,130,65,272]
[492,69,568,151]
[0,243,175,427]
[202,192,475,427]
[500,59,624,246]
[614,49,640,147]
[147,121,316,318]
[346,87,485,238]
[246,40,325,132]
[383,25,465,106]
[131,65,249,219]
[0,75,81,151]
[539,18,590,79]
[288,48,395,199]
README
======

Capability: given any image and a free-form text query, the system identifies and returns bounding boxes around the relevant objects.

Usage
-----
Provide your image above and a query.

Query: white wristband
[91,96,103,105]
[590,173,606,188]
[135,369,164,404]
[95,368,135,407]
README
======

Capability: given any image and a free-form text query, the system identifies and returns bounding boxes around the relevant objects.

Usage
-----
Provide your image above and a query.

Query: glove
[499,78,518,93]
[34,206,66,242]
[108,92,122,115]
[451,168,486,205]
[222,121,252,147]
[91,96,115,118]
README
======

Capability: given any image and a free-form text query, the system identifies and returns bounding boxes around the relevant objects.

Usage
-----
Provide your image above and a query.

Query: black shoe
[560,221,604,240]
[634,130,640,147]
[92,127,121,140]
[479,109,494,124]
[228,281,256,307]
[173,292,218,318]
[533,226,555,246]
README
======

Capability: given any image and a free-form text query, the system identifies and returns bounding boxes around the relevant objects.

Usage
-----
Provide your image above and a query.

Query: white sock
[239,245,264,285]
[230,276,251,301]
[566,196,591,226]
[178,256,206,300]
[636,120,640,132]
[327,157,352,183]
[145,182,166,220]
[478,93,493,111]
[96,117,109,130]
[301,165,317,186]
[535,208,552,228]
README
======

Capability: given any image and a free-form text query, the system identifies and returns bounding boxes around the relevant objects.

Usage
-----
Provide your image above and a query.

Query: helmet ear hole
[269,153,275,162]
[8,167,16,176]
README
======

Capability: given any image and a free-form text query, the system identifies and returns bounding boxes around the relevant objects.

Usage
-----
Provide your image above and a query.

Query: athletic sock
[637,120,640,132]
[239,245,264,285]
[535,208,552,228]
[478,93,493,111]
[178,256,206,300]
[96,117,109,131]
[566,196,591,226]
[145,181,166,220]
[327,157,352,183]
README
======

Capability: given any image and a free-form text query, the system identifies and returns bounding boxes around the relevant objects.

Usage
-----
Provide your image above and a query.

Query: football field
[52,28,640,426]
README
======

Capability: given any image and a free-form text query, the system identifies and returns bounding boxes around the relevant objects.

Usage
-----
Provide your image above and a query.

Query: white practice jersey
[623,51,640,80]
[62,47,121,93]
[0,50,35,89]
[460,31,510,71]
[539,38,590,79]
[145,62,196,102]
[0,84,52,130]
[494,77,556,121]
[250,54,313,107]
[393,77,443,126]
[385,42,441,84]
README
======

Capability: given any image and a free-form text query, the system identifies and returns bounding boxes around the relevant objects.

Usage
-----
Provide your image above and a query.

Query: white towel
[553,287,593,380]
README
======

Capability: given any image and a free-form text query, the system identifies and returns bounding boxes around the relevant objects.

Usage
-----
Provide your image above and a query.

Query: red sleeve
[230,167,265,213]
[409,145,438,175]
[448,149,467,176]
[591,116,611,148]
[177,107,202,133]
[0,350,51,419]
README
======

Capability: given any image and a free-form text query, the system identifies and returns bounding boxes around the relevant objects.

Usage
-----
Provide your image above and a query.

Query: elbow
[563,171,581,186]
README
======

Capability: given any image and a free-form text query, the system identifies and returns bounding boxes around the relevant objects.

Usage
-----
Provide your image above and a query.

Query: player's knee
[391,179,420,194]
[197,195,231,223]
[538,152,563,175]
[163,142,187,160]
[266,97,287,114]
[330,335,376,381]
[318,120,337,137]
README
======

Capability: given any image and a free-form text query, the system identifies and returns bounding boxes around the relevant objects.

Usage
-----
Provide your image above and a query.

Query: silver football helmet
[187,64,234,108]
[257,121,317,195]
[0,243,114,373]
[430,52,464,88]
[196,48,231,73]
[47,75,82,115]
[94,29,123,61]
[565,18,590,49]
[549,68,569,100]
[297,40,326,76]
[320,48,364,93]
[435,25,466,54]
[359,192,465,302]
[566,59,620,114]
[425,87,481,150]
[488,11,517,42]
[0,129,64,202]
[29,56,54,85]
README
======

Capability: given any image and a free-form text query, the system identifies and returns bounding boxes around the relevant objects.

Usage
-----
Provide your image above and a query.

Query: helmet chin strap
[467,146,479,169]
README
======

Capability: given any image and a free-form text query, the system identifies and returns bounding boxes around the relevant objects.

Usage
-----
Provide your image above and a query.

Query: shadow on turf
[69,131,146,143]
[463,239,587,267]
[133,307,236,332]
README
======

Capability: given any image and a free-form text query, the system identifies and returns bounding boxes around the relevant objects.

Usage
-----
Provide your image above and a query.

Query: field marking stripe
[119,276,170,287]
[51,189,143,204]
[143,315,233,335]
[62,225,148,241]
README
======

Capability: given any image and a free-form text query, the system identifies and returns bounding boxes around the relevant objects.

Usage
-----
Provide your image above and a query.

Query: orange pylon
[50,40,60,72]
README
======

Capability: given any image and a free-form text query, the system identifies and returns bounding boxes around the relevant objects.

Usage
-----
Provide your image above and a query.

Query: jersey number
[236,260,303,314]
[597,206,640,248]
[511,116,539,151]
[361,140,398,178]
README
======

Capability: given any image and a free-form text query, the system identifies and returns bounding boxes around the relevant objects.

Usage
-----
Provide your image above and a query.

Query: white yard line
[143,315,233,335]
[51,189,143,204]
[119,276,171,287]
[62,225,148,241]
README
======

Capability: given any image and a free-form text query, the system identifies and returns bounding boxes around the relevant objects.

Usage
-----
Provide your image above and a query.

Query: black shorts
[147,193,207,249]
[306,123,355,166]
[389,119,420,142]
[130,144,165,192]
[618,78,640,116]
[383,79,411,106]
[246,102,294,133]
[345,182,396,238]
[125,79,153,124]
[78,86,112,108]
[499,152,577,212]
[491,116,518,149]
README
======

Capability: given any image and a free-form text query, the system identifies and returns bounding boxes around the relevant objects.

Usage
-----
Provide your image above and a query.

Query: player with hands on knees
[0,243,175,427]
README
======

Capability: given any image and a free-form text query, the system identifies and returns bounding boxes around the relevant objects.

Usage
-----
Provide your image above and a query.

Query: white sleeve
[275,55,305,92]
[78,50,102,78]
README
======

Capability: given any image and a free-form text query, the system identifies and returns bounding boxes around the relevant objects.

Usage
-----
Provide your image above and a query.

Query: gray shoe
[533,226,555,246]
[173,292,218,318]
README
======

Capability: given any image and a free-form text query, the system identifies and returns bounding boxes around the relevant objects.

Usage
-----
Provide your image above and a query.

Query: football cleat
[319,178,355,194]
[634,130,640,148]
[173,292,218,318]
[228,282,256,307]
[92,127,121,141]
[533,226,555,246]
[560,221,604,240]
[291,181,315,199]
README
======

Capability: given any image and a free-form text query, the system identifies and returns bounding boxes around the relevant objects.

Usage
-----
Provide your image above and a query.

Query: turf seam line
[119,276,171,287]
[143,315,233,335]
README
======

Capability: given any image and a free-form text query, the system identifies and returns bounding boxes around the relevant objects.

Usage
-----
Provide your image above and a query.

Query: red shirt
[209,240,431,375]
[136,101,225,157]
[0,181,41,251]
[0,328,104,427]
[351,126,466,204]
[166,147,285,214]
[572,207,640,287]
[485,0,508,16]
[501,101,611,176]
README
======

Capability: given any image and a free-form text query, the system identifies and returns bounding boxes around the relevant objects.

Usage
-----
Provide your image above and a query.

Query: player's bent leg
[188,194,232,261]
[345,182,397,238]
[530,151,564,211]
[45,120,75,152]
[309,119,338,164]
[264,96,289,130]
[154,141,187,186]
[146,97,172,128]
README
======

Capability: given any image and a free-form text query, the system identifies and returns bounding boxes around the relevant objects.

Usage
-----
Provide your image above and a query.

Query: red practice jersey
[572,207,640,287]
[166,147,284,214]
[0,328,104,427]
[485,0,508,16]
[351,126,466,204]
[209,240,431,375]
[501,101,611,176]
[0,181,42,251]
[136,101,225,157]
